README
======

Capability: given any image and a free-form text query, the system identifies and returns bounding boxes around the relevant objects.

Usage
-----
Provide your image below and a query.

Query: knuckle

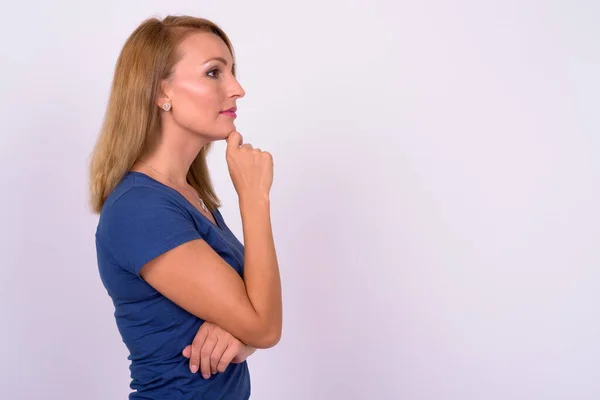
[217,362,228,372]
[231,341,242,351]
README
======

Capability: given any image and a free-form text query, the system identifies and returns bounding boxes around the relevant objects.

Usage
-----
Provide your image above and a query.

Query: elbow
[246,324,282,349]
[259,327,282,349]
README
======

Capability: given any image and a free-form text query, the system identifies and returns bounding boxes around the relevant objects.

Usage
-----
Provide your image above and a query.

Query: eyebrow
[203,57,232,66]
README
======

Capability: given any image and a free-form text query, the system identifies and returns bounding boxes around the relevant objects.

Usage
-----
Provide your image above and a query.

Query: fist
[225,131,273,200]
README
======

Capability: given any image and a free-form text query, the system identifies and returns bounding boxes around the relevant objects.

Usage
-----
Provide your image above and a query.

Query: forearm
[233,345,257,363]
[244,346,257,359]
[239,195,282,347]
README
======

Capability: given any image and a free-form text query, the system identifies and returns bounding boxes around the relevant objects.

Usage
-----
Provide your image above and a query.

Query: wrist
[242,345,256,359]
[239,192,270,206]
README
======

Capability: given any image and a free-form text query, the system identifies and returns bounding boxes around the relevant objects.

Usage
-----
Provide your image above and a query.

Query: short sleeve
[97,186,202,276]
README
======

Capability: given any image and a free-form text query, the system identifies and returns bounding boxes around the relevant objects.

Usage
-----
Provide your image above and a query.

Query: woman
[89,15,282,400]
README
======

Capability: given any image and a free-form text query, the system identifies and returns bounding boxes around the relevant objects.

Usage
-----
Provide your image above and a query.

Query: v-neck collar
[129,171,223,230]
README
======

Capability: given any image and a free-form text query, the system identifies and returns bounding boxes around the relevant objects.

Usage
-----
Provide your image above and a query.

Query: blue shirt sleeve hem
[131,229,202,276]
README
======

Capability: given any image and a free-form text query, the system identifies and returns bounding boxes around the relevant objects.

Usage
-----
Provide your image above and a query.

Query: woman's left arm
[182,321,257,379]
[232,344,256,363]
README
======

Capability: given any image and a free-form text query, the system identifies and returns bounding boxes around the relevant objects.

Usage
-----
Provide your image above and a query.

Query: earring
[162,102,171,111]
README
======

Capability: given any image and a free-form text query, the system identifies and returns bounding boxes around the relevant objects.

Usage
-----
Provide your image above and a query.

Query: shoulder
[95,173,206,273]
[104,171,190,212]
[96,173,192,241]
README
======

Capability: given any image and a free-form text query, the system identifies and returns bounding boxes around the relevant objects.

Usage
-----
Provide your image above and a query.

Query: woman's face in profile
[163,31,245,141]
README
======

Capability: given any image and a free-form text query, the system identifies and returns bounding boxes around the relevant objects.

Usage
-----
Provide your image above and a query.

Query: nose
[229,76,246,99]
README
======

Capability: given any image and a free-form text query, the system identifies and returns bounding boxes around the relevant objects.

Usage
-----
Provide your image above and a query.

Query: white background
[1,1,599,399]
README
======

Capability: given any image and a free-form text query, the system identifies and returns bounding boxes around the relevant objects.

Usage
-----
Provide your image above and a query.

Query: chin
[219,122,237,139]
[197,125,235,143]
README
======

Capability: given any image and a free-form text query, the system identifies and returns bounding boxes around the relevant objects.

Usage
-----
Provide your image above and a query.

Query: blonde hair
[89,15,236,214]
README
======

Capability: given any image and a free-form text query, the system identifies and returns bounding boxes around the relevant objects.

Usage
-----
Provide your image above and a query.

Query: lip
[220,107,237,118]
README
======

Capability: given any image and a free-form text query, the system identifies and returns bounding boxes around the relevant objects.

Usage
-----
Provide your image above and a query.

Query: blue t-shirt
[95,171,250,400]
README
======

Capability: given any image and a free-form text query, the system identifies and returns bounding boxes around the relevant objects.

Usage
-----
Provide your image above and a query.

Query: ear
[155,79,172,109]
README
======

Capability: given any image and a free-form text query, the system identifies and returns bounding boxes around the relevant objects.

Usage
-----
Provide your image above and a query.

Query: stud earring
[162,103,171,111]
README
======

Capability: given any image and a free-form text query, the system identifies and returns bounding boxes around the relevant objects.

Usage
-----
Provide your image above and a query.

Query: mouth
[220,107,237,118]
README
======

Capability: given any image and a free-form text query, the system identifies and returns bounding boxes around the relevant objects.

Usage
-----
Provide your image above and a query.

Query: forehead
[175,31,233,67]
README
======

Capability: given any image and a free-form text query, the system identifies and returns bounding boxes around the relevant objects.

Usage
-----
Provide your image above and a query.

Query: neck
[138,122,209,187]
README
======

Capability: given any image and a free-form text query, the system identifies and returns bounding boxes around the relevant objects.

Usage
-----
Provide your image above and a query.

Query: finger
[218,343,240,373]
[200,336,218,379]
[182,345,191,358]
[210,338,229,375]
[189,327,209,374]
[226,131,243,149]
[240,143,253,150]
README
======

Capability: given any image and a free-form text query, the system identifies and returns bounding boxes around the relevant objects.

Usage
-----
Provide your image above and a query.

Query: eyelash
[207,68,221,78]
[207,67,235,79]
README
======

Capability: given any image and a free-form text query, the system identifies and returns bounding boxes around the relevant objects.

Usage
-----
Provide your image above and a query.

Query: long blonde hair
[89,15,237,214]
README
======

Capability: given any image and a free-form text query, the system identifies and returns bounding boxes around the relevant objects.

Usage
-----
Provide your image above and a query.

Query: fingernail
[203,373,210,379]
[191,365,198,373]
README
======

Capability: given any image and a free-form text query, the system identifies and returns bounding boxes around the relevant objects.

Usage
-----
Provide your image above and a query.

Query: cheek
[173,81,231,136]
[174,81,220,122]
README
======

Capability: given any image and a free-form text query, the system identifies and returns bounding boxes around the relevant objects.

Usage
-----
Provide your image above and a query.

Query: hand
[182,321,249,379]
[226,131,273,201]
[232,345,257,364]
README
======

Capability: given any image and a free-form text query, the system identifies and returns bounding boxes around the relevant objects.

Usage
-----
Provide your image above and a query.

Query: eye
[207,68,221,78]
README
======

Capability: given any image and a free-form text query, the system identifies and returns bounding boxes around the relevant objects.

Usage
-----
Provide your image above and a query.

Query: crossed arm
[139,197,281,379]
[181,321,257,379]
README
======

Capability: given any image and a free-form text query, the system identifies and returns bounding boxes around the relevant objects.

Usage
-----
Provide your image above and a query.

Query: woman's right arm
[139,131,282,349]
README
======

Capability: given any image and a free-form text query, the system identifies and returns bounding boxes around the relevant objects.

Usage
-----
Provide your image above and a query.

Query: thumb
[226,131,243,149]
